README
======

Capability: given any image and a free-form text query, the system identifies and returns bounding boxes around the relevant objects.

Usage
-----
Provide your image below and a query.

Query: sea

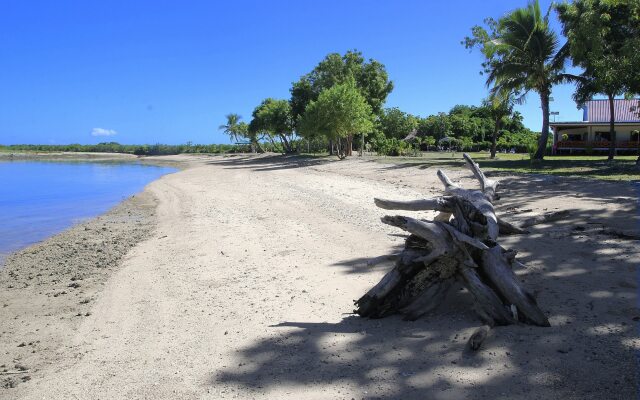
[0,160,176,264]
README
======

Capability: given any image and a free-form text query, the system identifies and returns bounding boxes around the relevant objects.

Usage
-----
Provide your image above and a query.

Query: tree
[249,98,296,154]
[464,0,568,159]
[379,107,418,139]
[218,113,244,143]
[556,0,640,160]
[417,113,451,141]
[484,94,515,158]
[298,79,375,159]
[290,50,393,123]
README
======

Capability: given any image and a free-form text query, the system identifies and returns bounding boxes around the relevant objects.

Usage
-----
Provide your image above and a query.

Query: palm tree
[218,113,243,143]
[480,0,568,160]
[484,93,515,159]
[556,0,640,161]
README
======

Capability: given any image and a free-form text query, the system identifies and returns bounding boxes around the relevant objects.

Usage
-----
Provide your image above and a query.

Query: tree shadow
[477,158,640,180]
[213,237,637,398]
[210,165,639,399]
[205,154,334,172]
[372,157,466,171]
[495,176,639,232]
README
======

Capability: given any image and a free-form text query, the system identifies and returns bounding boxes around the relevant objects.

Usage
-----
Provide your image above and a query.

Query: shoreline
[1,154,638,398]
[0,154,186,268]
[0,151,190,170]
[0,154,200,390]
[0,187,159,389]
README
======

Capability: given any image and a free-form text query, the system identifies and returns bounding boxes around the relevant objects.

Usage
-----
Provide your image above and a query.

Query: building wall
[556,127,588,140]
[555,124,640,142]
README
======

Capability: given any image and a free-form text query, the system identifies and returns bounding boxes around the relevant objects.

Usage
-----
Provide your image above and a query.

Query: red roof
[584,99,640,122]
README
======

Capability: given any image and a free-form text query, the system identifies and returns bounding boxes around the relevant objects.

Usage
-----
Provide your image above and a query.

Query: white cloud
[91,128,118,137]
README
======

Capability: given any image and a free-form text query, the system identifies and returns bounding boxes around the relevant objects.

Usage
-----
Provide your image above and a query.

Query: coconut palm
[468,0,568,159]
[484,92,516,159]
[218,113,243,143]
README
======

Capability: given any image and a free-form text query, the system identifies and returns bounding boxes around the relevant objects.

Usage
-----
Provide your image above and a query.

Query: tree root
[355,153,550,335]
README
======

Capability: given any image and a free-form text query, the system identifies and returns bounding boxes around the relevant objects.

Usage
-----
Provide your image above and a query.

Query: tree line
[465,0,639,161]
[0,142,255,156]
[224,0,639,161]
[221,50,535,159]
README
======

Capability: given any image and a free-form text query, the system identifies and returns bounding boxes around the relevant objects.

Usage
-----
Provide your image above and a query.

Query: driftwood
[355,153,550,333]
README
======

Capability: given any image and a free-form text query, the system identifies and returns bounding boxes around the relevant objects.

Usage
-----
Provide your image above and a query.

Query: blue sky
[0,0,586,145]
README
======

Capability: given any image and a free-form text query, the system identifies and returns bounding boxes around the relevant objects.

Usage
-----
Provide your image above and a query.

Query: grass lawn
[373,152,640,182]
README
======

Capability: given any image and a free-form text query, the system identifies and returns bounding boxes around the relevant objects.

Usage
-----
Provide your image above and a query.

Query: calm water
[0,161,176,262]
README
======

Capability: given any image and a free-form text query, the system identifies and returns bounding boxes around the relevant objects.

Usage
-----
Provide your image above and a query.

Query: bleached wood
[400,280,453,321]
[367,253,400,267]
[498,218,529,235]
[458,266,516,325]
[356,153,549,332]
[480,246,550,326]
[463,153,498,201]
[380,216,450,250]
[373,196,453,212]
[436,169,499,240]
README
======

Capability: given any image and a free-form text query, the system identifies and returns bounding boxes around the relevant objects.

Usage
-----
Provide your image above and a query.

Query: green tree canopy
[290,50,393,123]
[379,107,419,140]
[556,0,640,160]
[298,78,375,158]
[407,102,526,152]
[249,98,296,153]
[218,113,245,143]
[417,113,451,141]
[484,93,516,158]
[464,0,569,159]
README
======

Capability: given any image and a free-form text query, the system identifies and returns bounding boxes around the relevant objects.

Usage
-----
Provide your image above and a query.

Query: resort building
[551,98,640,154]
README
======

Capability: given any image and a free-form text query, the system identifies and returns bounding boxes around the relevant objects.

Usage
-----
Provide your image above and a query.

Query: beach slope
[3,155,638,399]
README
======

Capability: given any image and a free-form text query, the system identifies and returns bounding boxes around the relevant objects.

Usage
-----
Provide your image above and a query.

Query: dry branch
[373,197,453,212]
[366,253,400,267]
[498,218,529,235]
[436,169,499,240]
[480,246,550,326]
[356,153,549,335]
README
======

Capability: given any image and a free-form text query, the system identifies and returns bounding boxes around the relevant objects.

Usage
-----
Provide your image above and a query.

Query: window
[594,131,611,141]
[566,133,586,141]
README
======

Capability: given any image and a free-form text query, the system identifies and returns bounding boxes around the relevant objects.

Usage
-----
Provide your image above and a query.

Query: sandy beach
[1,154,638,399]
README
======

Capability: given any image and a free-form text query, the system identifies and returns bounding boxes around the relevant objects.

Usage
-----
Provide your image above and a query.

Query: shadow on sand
[211,160,639,399]
[206,154,334,172]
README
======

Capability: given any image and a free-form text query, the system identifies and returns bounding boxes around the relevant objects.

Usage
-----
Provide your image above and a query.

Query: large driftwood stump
[355,154,550,331]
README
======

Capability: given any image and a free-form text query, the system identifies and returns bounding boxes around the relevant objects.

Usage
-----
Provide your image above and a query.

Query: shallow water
[0,160,176,262]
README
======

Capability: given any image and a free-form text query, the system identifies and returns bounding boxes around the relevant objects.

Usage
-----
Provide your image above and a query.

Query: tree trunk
[279,134,292,154]
[336,138,346,159]
[608,93,616,161]
[534,91,550,160]
[346,135,353,157]
[490,119,499,159]
[267,135,278,152]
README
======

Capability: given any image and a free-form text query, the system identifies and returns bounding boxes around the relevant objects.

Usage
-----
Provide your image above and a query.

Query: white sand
[2,154,638,399]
